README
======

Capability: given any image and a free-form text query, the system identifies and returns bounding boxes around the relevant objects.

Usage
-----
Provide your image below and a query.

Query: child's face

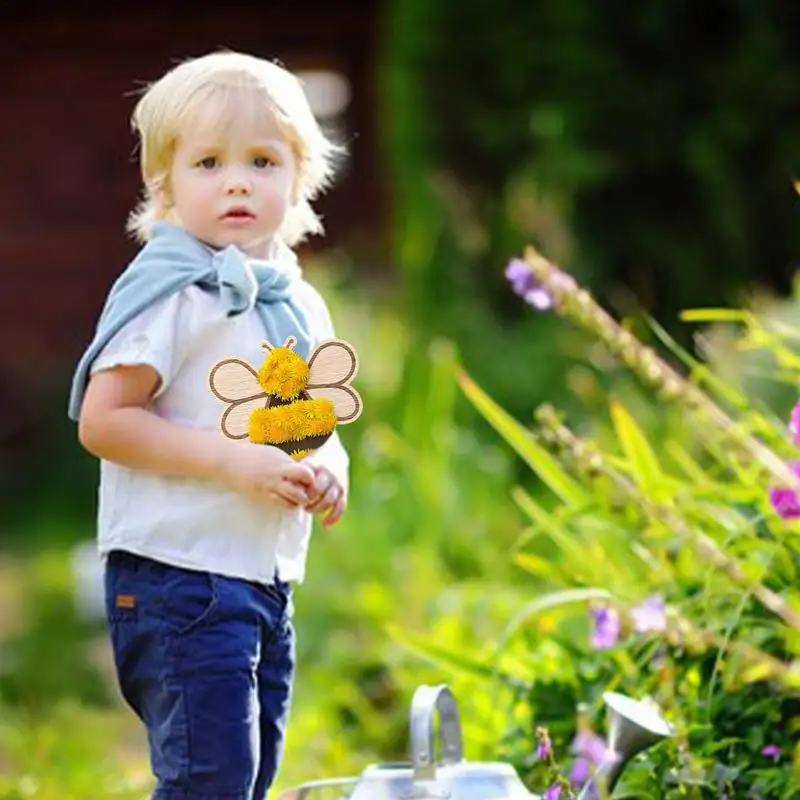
[168,109,297,258]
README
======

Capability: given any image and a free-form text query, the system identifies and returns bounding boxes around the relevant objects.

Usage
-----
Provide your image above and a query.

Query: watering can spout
[577,692,674,799]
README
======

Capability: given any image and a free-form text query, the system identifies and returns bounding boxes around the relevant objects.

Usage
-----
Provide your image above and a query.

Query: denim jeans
[104,549,295,800]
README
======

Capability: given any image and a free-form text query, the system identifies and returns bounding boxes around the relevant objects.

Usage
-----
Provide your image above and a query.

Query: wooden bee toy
[208,336,362,459]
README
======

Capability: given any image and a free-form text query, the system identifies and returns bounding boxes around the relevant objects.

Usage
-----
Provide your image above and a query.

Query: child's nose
[223,166,252,194]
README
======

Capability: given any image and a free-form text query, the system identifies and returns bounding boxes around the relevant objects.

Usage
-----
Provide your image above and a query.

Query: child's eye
[253,155,275,168]
[197,156,219,169]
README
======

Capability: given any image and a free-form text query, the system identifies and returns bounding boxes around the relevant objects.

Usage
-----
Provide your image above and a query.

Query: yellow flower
[288,448,314,460]
[249,398,336,445]
[257,348,310,400]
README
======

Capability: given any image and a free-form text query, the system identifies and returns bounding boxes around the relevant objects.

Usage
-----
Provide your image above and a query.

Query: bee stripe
[248,398,336,449]
[275,434,332,456]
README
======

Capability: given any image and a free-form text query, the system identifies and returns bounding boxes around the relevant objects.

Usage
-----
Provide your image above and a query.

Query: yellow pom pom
[257,348,309,400]
[248,398,337,445]
[289,448,314,460]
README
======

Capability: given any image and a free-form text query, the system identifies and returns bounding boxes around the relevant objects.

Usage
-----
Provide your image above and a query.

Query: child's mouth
[221,209,256,223]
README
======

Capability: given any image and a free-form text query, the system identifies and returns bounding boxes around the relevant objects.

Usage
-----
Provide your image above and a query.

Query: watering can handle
[410,684,464,781]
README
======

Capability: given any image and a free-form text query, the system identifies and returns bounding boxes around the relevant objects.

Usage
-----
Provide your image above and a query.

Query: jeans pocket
[105,554,142,623]
[160,568,220,637]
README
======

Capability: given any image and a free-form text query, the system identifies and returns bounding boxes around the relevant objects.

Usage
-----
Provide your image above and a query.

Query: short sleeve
[89,291,186,398]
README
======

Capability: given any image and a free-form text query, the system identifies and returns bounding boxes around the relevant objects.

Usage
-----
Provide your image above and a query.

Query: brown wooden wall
[0,0,387,427]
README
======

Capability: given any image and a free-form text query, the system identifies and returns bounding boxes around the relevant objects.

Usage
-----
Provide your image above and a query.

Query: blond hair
[127,51,342,246]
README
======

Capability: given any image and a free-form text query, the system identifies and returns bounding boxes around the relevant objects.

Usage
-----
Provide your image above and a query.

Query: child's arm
[79,364,315,510]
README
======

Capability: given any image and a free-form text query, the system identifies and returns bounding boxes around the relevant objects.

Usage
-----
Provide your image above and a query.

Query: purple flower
[769,486,800,519]
[631,595,667,633]
[790,401,800,446]
[568,725,608,789]
[761,744,781,762]
[769,461,800,519]
[505,259,554,310]
[569,756,591,785]
[589,605,620,649]
[572,728,608,766]
[544,784,562,800]
[536,726,552,760]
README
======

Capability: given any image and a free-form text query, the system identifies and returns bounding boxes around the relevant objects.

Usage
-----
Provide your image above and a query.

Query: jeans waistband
[107,550,290,596]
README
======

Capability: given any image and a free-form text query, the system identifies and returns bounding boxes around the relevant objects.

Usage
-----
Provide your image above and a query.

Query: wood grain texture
[208,358,262,403]
[208,358,267,439]
[306,339,363,423]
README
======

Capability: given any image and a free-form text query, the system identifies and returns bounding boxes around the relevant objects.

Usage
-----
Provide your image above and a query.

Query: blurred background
[2,0,800,797]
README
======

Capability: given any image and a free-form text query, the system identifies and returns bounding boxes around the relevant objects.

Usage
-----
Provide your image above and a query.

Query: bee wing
[307,384,363,424]
[306,340,362,423]
[208,358,267,439]
[220,395,269,439]
[209,358,263,402]
[307,340,359,385]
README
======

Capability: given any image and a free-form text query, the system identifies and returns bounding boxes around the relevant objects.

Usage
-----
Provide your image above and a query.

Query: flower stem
[522,247,797,487]
[534,404,800,633]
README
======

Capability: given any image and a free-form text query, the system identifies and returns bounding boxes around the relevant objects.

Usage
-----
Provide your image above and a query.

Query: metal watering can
[276,684,674,800]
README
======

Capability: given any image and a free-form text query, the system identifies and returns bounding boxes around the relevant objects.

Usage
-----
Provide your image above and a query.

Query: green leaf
[489,588,619,688]
[609,398,663,495]
[384,623,525,688]
[500,587,612,645]
[664,442,711,486]
[513,552,569,585]
[606,452,694,497]
[646,313,749,409]
[511,487,599,570]
[458,370,590,505]
[679,308,753,323]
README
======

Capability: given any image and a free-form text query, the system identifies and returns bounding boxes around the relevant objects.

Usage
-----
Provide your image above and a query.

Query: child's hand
[218,441,316,511]
[305,466,347,527]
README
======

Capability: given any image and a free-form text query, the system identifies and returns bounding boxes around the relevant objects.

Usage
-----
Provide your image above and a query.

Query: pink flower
[761,744,781,762]
[790,401,800,446]
[769,461,800,519]
[544,784,562,800]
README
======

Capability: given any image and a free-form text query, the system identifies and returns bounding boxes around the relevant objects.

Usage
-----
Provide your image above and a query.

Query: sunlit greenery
[3,264,800,798]
[3,1,800,797]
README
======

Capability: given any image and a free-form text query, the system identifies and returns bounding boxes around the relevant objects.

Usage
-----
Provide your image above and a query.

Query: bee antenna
[283,336,297,350]
[260,340,274,352]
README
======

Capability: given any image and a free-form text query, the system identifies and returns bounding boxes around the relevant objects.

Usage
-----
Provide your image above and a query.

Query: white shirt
[89,273,349,585]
